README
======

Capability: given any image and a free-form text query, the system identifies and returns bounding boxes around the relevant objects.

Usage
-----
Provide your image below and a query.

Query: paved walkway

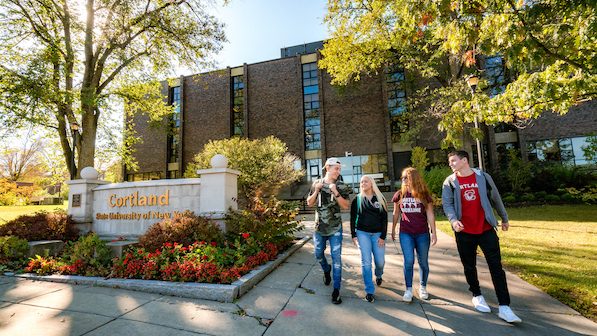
[1,214,597,335]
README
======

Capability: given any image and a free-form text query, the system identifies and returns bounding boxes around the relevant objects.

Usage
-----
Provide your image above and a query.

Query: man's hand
[501,221,510,231]
[452,221,464,232]
[328,183,338,196]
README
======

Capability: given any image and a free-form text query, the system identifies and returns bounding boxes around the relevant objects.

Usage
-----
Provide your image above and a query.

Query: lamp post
[466,75,484,171]
[70,123,79,180]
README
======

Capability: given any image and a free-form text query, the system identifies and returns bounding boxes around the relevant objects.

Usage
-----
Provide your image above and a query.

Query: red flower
[242,233,250,239]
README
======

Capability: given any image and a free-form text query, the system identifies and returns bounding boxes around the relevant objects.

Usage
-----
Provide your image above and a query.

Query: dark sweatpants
[455,228,510,306]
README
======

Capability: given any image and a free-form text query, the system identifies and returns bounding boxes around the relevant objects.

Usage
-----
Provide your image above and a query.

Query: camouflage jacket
[311,178,352,236]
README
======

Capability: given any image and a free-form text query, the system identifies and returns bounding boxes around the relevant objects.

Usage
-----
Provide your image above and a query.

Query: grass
[0,203,68,224]
[436,204,597,322]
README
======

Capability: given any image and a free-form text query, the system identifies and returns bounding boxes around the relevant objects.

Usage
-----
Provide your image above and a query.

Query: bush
[421,166,453,196]
[534,191,547,199]
[59,233,113,276]
[0,236,29,268]
[0,179,42,205]
[502,192,516,199]
[0,210,80,242]
[502,195,516,203]
[520,194,535,202]
[561,193,576,201]
[139,213,224,252]
[225,197,304,248]
[184,136,304,198]
[545,194,560,201]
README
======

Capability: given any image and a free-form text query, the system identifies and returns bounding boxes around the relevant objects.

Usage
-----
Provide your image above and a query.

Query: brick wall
[522,99,597,141]
[247,57,304,157]
[320,70,388,157]
[125,83,169,176]
[181,71,231,169]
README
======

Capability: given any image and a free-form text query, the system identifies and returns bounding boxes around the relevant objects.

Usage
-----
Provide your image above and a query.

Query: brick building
[125,41,597,193]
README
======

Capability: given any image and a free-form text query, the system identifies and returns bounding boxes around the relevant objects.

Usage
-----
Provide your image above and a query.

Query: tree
[321,0,597,147]
[0,139,44,181]
[0,0,226,178]
[184,137,304,198]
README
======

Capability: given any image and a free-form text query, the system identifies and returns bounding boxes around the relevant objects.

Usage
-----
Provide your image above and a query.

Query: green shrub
[502,195,516,203]
[506,149,533,193]
[534,191,547,199]
[545,194,560,201]
[139,213,224,252]
[554,188,567,196]
[184,136,304,198]
[520,194,535,202]
[561,193,576,201]
[0,211,80,242]
[421,166,453,196]
[60,233,112,276]
[225,197,304,248]
[0,236,28,266]
[502,192,516,199]
[411,147,429,172]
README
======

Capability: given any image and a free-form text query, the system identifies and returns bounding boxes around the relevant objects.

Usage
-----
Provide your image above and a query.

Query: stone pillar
[65,167,110,233]
[197,155,241,231]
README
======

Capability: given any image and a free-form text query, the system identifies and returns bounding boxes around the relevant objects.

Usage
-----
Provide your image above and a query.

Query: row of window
[386,64,408,142]
[303,62,321,150]
[168,86,180,164]
[232,75,244,136]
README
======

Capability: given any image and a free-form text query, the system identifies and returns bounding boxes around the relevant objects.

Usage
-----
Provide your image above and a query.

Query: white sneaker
[498,305,522,323]
[472,295,491,313]
[419,286,428,300]
[403,289,413,303]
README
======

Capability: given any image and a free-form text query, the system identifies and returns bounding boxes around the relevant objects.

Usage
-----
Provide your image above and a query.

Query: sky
[193,0,330,74]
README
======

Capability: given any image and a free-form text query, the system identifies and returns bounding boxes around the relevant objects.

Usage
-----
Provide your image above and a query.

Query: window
[303,63,321,150]
[306,158,322,181]
[386,64,408,142]
[527,137,590,165]
[340,154,389,191]
[231,75,244,136]
[495,142,519,166]
[126,171,162,182]
[168,86,180,164]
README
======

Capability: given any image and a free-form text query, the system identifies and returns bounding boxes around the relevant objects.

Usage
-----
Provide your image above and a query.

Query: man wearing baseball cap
[306,157,352,304]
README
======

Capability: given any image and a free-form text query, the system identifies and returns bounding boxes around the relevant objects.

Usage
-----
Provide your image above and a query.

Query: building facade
[125,41,597,192]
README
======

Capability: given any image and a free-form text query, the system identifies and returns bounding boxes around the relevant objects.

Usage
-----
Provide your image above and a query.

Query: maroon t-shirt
[457,174,492,234]
[392,191,431,234]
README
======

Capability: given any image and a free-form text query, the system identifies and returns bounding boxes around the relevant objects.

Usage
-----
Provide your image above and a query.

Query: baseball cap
[324,158,342,167]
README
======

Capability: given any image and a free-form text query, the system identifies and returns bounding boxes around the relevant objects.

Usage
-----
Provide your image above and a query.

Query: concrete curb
[3,235,311,303]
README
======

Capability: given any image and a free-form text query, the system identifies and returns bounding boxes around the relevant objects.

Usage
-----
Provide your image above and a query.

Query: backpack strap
[355,194,360,227]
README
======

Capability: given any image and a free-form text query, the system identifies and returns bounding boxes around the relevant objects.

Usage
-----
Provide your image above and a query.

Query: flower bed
[25,233,280,284]
[13,197,303,285]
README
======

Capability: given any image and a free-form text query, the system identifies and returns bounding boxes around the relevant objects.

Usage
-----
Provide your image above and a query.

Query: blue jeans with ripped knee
[313,228,343,289]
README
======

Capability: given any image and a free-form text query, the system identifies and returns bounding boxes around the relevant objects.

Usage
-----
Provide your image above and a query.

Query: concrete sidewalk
[1,215,596,335]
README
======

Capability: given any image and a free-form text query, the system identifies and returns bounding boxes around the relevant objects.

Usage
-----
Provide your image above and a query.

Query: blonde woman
[350,175,388,303]
[391,167,437,303]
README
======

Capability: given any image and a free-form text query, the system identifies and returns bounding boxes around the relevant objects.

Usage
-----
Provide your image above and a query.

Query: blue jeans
[399,232,430,288]
[356,230,385,294]
[313,228,343,289]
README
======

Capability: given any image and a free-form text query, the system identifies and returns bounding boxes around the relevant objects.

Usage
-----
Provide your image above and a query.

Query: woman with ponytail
[392,167,437,303]
[350,175,388,303]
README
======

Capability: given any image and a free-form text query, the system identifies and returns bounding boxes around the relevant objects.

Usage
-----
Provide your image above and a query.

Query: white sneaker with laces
[419,286,428,300]
[472,295,491,313]
[403,289,413,303]
[498,305,522,323]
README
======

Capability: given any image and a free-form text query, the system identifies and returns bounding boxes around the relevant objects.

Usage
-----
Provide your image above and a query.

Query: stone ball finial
[211,154,228,169]
[80,167,99,180]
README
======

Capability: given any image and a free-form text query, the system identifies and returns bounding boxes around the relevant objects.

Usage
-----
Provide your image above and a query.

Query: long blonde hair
[358,175,387,212]
[399,167,431,208]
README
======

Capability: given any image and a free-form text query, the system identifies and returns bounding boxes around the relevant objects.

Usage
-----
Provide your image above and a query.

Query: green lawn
[436,204,597,322]
[0,203,68,224]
